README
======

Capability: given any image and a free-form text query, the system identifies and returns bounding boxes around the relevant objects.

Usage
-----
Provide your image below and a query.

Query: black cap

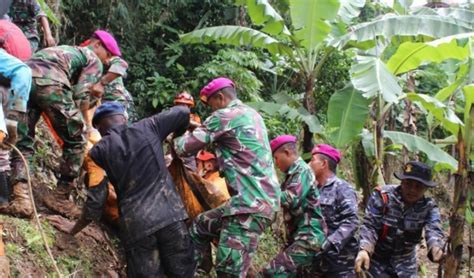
[394,161,436,187]
[0,0,12,19]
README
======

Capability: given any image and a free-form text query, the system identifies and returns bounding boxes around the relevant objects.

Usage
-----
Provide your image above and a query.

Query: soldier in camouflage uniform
[8,0,55,52]
[309,144,359,277]
[10,31,123,217]
[174,77,281,277]
[259,135,326,277]
[355,161,445,277]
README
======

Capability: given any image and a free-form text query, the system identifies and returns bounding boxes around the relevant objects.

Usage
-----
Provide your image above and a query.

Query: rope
[7,143,62,277]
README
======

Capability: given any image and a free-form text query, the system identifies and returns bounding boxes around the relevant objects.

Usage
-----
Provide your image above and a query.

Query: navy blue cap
[394,161,436,187]
[92,102,126,128]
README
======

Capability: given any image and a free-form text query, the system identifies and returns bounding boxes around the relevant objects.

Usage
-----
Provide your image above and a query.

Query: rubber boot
[42,180,81,219]
[7,181,33,218]
[0,172,9,208]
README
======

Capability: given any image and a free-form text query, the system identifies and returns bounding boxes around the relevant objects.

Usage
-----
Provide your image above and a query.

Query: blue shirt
[0,48,32,112]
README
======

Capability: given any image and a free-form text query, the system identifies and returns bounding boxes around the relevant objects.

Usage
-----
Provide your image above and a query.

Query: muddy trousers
[11,82,86,183]
[259,240,320,278]
[125,220,196,278]
[190,206,270,277]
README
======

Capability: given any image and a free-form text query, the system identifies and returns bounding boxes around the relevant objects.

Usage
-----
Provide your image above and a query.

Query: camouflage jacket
[281,157,326,250]
[103,56,128,103]
[174,99,280,219]
[359,184,445,276]
[27,45,103,101]
[8,0,45,40]
[318,175,359,270]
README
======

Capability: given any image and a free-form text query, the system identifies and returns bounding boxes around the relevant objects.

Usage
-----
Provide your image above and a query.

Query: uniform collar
[227,99,242,108]
[286,157,305,176]
[319,174,337,189]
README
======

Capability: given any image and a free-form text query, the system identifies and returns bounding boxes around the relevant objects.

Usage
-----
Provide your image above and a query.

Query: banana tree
[180,0,364,153]
[181,0,474,154]
[329,32,474,275]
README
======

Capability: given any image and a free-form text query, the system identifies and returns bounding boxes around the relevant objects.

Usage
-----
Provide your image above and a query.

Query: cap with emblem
[394,161,436,187]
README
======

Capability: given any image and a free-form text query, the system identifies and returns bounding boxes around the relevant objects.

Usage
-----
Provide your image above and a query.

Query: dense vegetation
[31,0,474,276]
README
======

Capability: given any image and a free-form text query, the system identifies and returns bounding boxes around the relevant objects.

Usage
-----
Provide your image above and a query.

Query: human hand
[431,246,444,263]
[44,35,56,47]
[90,83,105,98]
[355,250,370,273]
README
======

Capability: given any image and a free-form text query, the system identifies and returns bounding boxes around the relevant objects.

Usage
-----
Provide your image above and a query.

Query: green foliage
[327,85,371,148]
[314,50,353,117]
[194,49,265,102]
[180,26,291,56]
[245,0,290,36]
[288,0,340,51]
[406,93,463,135]
[384,131,458,171]
[350,56,403,104]
[249,91,322,134]
[387,40,469,75]
[56,253,92,277]
[331,15,473,50]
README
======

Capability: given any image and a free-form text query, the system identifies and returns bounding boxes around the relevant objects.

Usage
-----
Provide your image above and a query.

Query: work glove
[354,250,370,273]
[430,246,444,263]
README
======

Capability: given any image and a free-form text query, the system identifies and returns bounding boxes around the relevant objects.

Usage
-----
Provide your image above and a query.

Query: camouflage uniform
[259,158,326,277]
[8,0,46,52]
[12,45,103,183]
[312,175,359,277]
[359,184,445,277]
[101,57,137,122]
[174,99,280,277]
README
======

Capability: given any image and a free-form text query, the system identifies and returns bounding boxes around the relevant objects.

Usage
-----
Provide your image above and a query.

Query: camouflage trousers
[12,80,86,183]
[259,240,319,278]
[190,205,270,277]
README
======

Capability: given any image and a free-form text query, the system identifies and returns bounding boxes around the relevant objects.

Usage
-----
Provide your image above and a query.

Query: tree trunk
[444,130,469,278]
[353,141,373,208]
[302,74,316,155]
[383,108,396,183]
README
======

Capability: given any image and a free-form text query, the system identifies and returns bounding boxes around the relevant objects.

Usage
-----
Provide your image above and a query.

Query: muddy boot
[43,180,81,219]
[7,181,33,218]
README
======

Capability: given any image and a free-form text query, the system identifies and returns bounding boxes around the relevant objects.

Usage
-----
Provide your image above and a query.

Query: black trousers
[126,220,196,278]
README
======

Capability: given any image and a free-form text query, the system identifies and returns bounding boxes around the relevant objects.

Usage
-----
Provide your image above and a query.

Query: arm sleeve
[33,1,47,18]
[151,105,190,142]
[425,202,445,259]
[0,50,32,112]
[107,57,128,77]
[73,49,103,99]
[83,153,109,221]
[359,190,385,255]
[280,171,309,210]
[173,113,225,156]
[327,186,359,253]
